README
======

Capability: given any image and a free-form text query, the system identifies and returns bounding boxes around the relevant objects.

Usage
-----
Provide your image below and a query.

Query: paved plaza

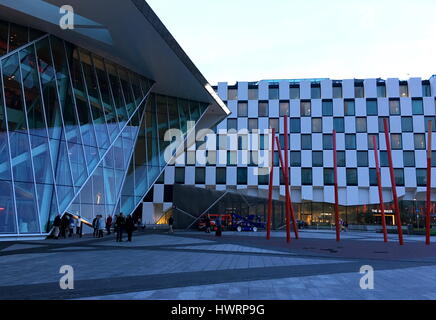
[1,229,436,300]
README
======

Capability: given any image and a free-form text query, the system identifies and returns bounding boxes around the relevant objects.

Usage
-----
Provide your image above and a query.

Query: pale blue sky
[147,0,436,85]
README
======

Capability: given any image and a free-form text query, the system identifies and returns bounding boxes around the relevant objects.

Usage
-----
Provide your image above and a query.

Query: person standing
[125,215,135,242]
[61,214,69,238]
[98,215,105,238]
[53,214,61,240]
[68,215,74,237]
[116,213,125,242]
[205,215,211,234]
[168,216,174,234]
[92,216,98,238]
[76,216,82,238]
[106,215,113,235]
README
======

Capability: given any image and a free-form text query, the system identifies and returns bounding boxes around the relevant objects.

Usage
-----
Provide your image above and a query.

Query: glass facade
[0,21,210,236]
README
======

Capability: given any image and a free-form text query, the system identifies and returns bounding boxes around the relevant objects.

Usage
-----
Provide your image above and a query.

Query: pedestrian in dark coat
[115,213,125,242]
[125,215,135,242]
[106,215,113,235]
[53,214,61,239]
[60,215,70,238]
[205,215,211,233]
[92,216,98,238]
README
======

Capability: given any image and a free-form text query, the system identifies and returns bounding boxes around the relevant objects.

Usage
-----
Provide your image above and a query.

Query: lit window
[300,100,311,116]
[399,82,408,97]
[414,134,426,150]
[389,99,401,115]
[356,117,367,133]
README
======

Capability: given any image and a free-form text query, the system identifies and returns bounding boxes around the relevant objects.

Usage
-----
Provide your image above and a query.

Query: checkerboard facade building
[145,77,436,226]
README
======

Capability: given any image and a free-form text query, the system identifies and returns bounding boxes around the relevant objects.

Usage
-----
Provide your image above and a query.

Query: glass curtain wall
[0,29,152,235]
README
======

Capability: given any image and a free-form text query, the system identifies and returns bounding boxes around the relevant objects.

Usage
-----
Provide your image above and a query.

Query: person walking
[60,214,69,238]
[115,213,125,242]
[205,215,211,234]
[53,214,61,239]
[76,216,82,238]
[97,215,105,238]
[106,215,113,235]
[168,215,174,234]
[68,215,74,237]
[92,216,98,238]
[125,215,135,242]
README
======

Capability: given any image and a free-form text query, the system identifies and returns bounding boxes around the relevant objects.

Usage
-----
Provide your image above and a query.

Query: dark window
[248,87,258,100]
[301,168,313,185]
[333,83,342,99]
[269,118,279,131]
[312,118,322,133]
[280,168,290,185]
[391,134,402,150]
[300,100,311,116]
[258,101,268,117]
[238,135,247,150]
[368,134,379,150]
[313,151,323,167]
[379,117,388,133]
[334,117,345,133]
[290,85,300,99]
[175,168,185,184]
[380,151,388,167]
[227,119,237,131]
[311,84,321,99]
[425,116,436,132]
[227,151,237,166]
[370,169,377,186]
[156,172,164,184]
[344,99,355,116]
[345,134,356,150]
[356,117,367,133]
[323,134,333,150]
[237,167,248,185]
[259,134,268,150]
[414,134,426,150]
[357,151,368,167]
[337,151,346,167]
[433,151,436,167]
[346,168,358,186]
[258,171,269,185]
[227,87,237,100]
[422,81,431,97]
[401,117,413,132]
[290,118,301,133]
[417,169,427,187]
[395,169,405,187]
[389,99,401,115]
[248,118,258,133]
[269,86,279,100]
[195,168,206,184]
[216,167,226,185]
[290,151,301,167]
[164,185,173,202]
[403,151,415,167]
[377,83,386,97]
[301,135,312,150]
[366,99,378,115]
[399,82,408,97]
[238,101,248,117]
[324,168,334,185]
[322,99,333,116]
[354,82,364,98]
[412,98,424,115]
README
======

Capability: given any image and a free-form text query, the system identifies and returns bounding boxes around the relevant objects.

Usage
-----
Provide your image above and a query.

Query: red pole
[284,115,299,240]
[267,128,276,240]
[373,136,388,243]
[383,118,404,245]
[333,130,340,242]
[275,136,296,242]
[425,120,433,245]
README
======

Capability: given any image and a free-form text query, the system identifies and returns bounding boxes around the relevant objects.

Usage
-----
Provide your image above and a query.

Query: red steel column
[267,128,276,240]
[383,118,404,245]
[373,136,388,243]
[426,120,433,245]
[284,116,299,240]
[275,136,294,242]
[333,131,340,242]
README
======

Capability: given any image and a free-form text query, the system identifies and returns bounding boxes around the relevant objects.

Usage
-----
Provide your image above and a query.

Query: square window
[216,167,226,184]
[301,134,312,150]
[301,168,312,185]
[357,151,368,167]
[324,168,334,186]
[312,151,323,167]
[391,134,402,150]
[227,119,237,131]
[238,101,248,117]
[414,134,426,150]
[258,101,268,117]
[322,100,333,116]
[412,98,424,115]
[279,101,289,116]
[344,99,355,116]
[323,134,333,150]
[290,151,301,167]
[346,168,358,186]
[403,151,415,167]
[290,118,301,133]
[312,118,322,133]
[334,117,345,133]
[290,85,300,99]
[300,100,311,116]
[356,117,367,133]
[401,117,413,132]
[333,84,342,99]
[389,99,401,115]
[345,134,356,150]
[366,99,378,116]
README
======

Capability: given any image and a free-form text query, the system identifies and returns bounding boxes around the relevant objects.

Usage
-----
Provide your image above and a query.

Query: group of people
[92,215,110,238]
[52,214,83,239]
[113,213,135,242]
